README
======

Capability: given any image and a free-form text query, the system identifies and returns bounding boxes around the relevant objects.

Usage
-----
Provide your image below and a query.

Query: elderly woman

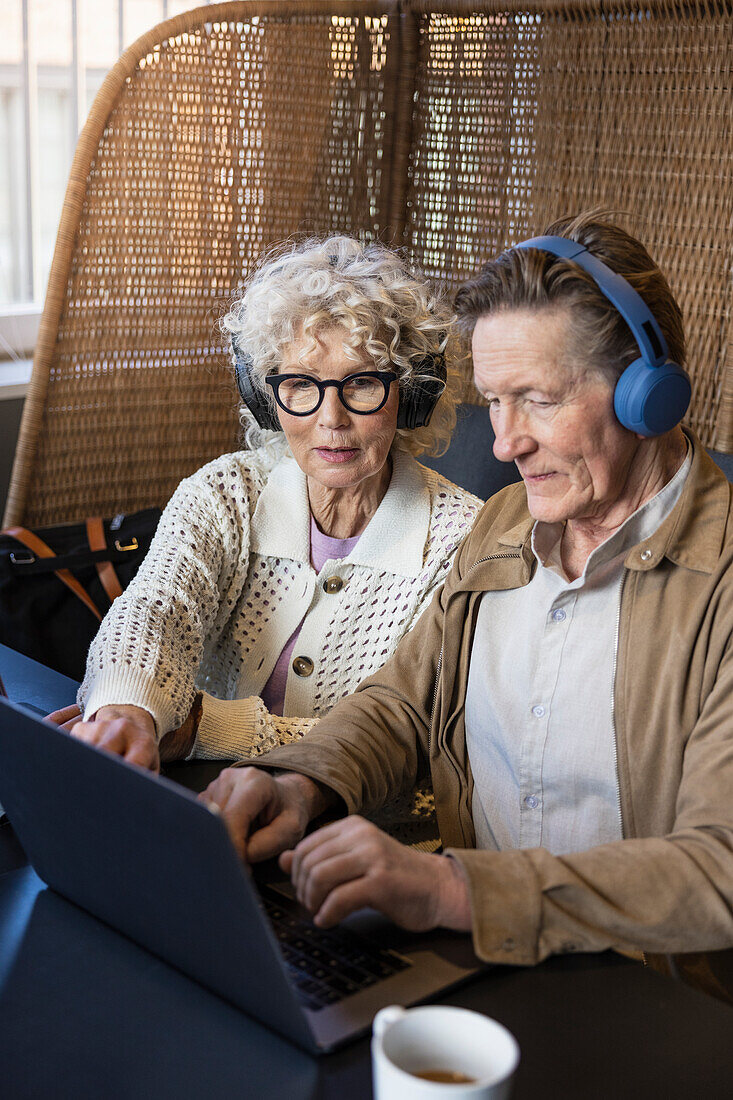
[63,236,481,792]
[200,214,733,1002]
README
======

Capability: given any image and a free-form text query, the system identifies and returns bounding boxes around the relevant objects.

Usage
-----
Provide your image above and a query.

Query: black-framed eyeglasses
[265,370,398,416]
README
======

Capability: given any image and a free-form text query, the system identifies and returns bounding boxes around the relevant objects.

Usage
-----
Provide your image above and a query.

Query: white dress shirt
[465,446,691,856]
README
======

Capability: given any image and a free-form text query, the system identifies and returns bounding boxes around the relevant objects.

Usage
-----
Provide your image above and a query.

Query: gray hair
[454,211,685,389]
[222,236,458,456]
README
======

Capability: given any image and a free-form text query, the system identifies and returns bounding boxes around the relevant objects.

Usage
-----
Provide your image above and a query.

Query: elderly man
[203,214,733,1000]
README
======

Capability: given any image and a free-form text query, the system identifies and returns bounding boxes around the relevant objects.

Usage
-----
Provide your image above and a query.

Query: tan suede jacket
[257,430,733,998]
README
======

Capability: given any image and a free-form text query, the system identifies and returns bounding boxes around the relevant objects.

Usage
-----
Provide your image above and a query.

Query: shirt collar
[250,446,432,577]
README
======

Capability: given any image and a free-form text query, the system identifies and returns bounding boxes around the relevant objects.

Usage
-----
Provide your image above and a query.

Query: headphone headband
[515,236,669,368]
[511,234,690,437]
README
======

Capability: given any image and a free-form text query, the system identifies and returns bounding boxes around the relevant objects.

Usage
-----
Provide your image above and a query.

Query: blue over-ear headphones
[514,235,691,437]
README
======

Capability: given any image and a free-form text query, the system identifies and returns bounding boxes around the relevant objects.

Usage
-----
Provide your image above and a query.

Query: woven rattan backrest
[6,2,402,526]
[6,0,733,526]
[401,0,733,436]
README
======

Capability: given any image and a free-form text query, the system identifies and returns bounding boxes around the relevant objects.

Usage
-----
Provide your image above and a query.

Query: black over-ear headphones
[234,348,279,431]
[234,344,447,432]
[397,347,447,430]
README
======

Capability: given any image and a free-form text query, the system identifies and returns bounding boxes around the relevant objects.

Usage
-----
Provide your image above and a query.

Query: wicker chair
[5,0,733,527]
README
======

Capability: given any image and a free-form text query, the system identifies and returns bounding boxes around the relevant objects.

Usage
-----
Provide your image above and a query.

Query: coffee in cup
[372,1004,519,1099]
[412,1069,477,1083]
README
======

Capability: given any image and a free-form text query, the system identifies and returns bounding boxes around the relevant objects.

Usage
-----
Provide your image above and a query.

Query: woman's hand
[200,767,334,862]
[45,700,196,766]
[45,703,83,732]
[281,816,473,932]
[45,703,159,772]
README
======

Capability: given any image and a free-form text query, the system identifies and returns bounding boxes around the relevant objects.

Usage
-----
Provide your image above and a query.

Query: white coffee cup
[371,1004,519,1099]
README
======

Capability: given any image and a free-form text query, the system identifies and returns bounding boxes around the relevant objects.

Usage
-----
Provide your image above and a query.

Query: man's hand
[199,767,334,862]
[45,703,159,772]
[158,699,201,762]
[281,816,473,933]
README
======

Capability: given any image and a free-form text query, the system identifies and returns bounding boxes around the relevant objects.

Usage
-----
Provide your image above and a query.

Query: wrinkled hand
[45,703,159,772]
[45,703,83,732]
[281,816,472,933]
[199,767,333,863]
[158,710,199,763]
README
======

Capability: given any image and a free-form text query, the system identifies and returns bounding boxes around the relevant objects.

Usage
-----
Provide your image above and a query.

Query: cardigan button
[323,575,344,594]
[292,655,314,677]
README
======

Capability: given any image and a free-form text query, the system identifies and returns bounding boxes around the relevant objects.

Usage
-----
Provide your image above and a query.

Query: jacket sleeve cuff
[189,692,261,760]
[235,746,363,814]
[445,847,543,965]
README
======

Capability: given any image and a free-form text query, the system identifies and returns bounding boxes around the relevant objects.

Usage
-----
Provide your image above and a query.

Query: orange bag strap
[4,526,103,622]
[85,517,124,604]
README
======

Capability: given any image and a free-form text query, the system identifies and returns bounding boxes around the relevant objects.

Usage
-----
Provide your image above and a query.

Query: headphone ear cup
[235,353,281,431]
[397,351,448,430]
[396,387,418,430]
[614,358,692,437]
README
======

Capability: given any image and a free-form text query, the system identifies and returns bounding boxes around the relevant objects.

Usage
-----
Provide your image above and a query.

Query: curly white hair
[221,235,458,456]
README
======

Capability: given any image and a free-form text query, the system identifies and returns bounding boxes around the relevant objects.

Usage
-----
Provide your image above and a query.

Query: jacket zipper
[428,549,522,750]
[612,570,646,965]
[429,646,444,744]
[610,570,626,838]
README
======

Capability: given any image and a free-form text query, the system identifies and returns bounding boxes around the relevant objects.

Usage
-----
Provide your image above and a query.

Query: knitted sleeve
[78,463,251,736]
[190,692,317,760]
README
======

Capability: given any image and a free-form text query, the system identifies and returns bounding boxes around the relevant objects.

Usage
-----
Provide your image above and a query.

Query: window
[0,0,211,360]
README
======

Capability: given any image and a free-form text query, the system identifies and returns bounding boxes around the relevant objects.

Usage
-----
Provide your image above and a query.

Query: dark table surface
[1,645,732,1099]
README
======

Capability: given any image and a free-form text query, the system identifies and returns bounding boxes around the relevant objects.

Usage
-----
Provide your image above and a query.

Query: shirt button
[531,704,545,718]
[292,656,314,677]
[640,549,652,561]
[323,575,344,594]
[552,608,566,622]
[501,937,515,952]
[524,795,539,809]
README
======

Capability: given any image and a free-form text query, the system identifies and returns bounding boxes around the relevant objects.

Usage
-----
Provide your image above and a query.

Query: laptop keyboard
[262,891,411,1011]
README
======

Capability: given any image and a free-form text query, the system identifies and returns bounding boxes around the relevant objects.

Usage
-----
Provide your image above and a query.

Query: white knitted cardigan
[79,440,482,763]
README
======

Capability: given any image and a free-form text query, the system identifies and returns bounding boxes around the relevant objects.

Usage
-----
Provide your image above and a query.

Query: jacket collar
[497,515,534,551]
[250,447,432,577]
[467,428,730,583]
[626,429,731,575]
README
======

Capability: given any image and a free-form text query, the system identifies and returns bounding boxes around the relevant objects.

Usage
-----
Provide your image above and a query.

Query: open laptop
[0,696,483,1053]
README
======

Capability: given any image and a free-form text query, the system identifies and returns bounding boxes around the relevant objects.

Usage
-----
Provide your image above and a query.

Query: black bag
[0,508,161,682]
